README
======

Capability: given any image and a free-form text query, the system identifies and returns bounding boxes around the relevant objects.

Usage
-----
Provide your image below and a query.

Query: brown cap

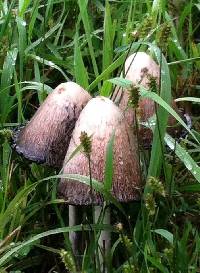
[13,82,91,168]
[58,97,141,205]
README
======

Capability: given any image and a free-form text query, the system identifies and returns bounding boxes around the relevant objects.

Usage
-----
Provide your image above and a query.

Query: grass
[0,0,200,272]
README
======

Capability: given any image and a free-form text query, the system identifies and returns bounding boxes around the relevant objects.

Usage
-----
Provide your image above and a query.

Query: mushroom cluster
[13,51,184,204]
[12,51,186,263]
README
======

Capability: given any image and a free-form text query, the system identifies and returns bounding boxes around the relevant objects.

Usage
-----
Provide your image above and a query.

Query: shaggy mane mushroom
[113,51,184,147]
[58,96,141,205]
[13,82,91,168]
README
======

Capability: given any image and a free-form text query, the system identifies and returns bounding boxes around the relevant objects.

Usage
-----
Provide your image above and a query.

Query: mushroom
[113,52,184,147]
[113,52,158,124]
[58,96,141,205]
[58,96,141,263]
[13,82,91,168]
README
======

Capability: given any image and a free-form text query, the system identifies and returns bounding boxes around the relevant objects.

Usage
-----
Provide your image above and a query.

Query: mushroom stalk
[69,205,79,255]
[95,205,110,273]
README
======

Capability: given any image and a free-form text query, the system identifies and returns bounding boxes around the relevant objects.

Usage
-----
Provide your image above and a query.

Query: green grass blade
[164,134,200,183]
[28,54,69,81]
[175,97,200,103]
[88,53,126,92]
[102,0,114,72]
[25,23,61,53]
[16,16,27,80]
[0,224,114,266]
[152,229,173,244]
[0,48,18,123]
[19,0,31,17]
[77,0,99,78]
[147,52,171,178]
[140,89,198,142]
[28,0,40,40]
[74,31,89,88]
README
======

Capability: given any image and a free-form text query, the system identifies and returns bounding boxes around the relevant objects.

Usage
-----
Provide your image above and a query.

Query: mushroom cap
[13,82,91,168]
[113,52,159,147]
[125,52,160,88]
[114,52,182,147]
[114,52,159,125]
[58,96,141,205]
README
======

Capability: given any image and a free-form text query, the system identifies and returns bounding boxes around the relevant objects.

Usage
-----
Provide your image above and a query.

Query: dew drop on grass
[165,135,175,150]
[48,61,54,67]
[183,158,193,171]
[22,20,26,26]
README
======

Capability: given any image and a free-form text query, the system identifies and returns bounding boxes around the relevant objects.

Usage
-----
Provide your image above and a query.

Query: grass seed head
[128,85,140,109]
[60,249,76,273]
[80,131,92,157]
[145,193,157,216]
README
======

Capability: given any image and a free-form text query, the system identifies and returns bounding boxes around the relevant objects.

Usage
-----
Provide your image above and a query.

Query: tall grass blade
[74,32,89,88]
[77,0,99,78]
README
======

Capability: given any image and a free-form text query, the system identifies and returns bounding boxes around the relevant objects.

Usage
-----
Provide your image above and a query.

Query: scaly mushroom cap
[13,82,91,168]
[58,97,141,205]
[114,52,159,121]
[114,52,182,148]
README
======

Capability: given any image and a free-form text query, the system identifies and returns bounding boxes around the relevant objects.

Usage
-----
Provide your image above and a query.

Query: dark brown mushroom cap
[13,82,91,168]
[58,96,141,205]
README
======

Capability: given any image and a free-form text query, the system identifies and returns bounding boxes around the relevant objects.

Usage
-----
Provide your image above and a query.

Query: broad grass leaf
[153,229,173,244]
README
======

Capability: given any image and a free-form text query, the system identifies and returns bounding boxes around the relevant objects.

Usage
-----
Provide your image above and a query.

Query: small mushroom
[114,52,158,123]
[58,96,141,205]
[113,52,183,147]
[13,82,91,168]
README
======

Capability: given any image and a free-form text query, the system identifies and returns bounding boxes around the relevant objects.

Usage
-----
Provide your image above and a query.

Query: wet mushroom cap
[58,96,141,205]
[114,52,159,125]
[113,52,183,147]
[13,82,91,168]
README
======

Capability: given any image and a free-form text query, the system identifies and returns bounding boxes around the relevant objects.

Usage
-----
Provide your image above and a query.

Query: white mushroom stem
[95,205,111,273]
[69,205,79,255]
